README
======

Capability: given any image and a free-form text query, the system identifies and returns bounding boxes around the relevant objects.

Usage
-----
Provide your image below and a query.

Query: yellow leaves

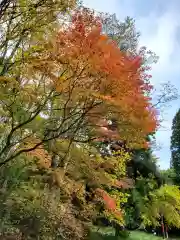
[22,138,52,169]
[28,147,52,169]
[0,76,19,94]
[157,185,180,209]
[92,93,113,102]
[51,168,66,188]
[55,74,70,92]
[59,75,67,82]
[106,149,131,178]
[0,76,14,82]
[142,184,180,228]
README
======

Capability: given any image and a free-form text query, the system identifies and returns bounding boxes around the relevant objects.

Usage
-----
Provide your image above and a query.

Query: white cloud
[82,0,119,14]
[137,11,180,80]
[136,9,180,169]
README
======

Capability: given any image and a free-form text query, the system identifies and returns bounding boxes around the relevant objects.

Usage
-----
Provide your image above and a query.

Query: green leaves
[171,109,180,184]
[140,184,180,228]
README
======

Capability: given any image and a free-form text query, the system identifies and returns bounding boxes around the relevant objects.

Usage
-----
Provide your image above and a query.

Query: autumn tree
[0,7,158,167]
[0,0,79,166]
[0,6,160,239]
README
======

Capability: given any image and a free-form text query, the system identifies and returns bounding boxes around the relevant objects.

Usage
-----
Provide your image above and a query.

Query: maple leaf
[95,188,117,211]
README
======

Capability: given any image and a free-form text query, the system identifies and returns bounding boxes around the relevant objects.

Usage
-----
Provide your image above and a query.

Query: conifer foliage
[171,109,180,184]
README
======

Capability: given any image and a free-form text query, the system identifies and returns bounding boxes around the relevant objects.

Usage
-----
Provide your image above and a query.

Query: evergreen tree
[171,109,180,184]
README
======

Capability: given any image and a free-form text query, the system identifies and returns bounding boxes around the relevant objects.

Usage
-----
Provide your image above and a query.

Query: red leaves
[95,188,122,219]
[96,188,116,211]
[129,55,142,69]
[54,7,158,148]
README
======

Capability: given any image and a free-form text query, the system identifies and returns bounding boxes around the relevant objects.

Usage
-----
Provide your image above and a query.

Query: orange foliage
[28,146,52,169]
[33,8,158,148]
[95,188,117,211]
[54,8,158,148]
[23,138,52,169]
[95,188,122,219]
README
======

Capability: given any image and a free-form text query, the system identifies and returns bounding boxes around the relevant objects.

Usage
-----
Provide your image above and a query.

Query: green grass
[129,231,180,240]
[89,227,180,240]
[89,228,162,240]
[129,231,162,240]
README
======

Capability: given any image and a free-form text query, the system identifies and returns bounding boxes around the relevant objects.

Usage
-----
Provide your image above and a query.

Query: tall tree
[0,7,158,167]
[0,7,159,238]
[141,184,180,229]
[171,109,180,184]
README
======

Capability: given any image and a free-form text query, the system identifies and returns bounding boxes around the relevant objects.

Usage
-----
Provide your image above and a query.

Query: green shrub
[117,230,130,239]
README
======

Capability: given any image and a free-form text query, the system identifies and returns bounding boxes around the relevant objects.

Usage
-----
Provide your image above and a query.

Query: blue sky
[83,0,180,169]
